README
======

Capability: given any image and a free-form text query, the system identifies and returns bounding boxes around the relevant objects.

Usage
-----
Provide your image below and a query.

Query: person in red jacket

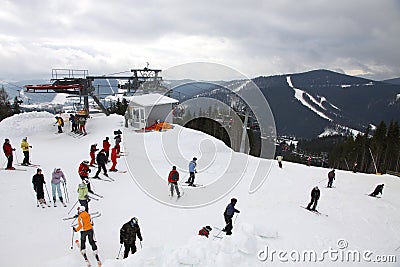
[198,226,212,238]
[3,139,16,170]
[168,166,181,198]
[109,145,120,172]
[78,160,93,193]
[89,144,98,166]
[102,137,110,162]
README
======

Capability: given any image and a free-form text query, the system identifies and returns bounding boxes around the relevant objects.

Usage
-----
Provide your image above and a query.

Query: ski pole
[44,184,52,203]
[63,182,70,203]
[68,200,79,215]
[140,240,142,249]
[70,228,75,249]
[116,244,123,259]
[234,213,239,224]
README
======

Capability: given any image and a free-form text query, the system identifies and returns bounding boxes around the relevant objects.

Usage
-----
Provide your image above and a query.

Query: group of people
[32,167,67,208]
[69,112,89,136]
[2,137,33,169]
[306,169,386,212]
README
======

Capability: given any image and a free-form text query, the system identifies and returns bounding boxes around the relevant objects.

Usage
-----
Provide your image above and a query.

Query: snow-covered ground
[0,112,399,267]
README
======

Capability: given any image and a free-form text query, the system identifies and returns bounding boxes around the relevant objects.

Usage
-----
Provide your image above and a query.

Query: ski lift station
[126,93,178,129]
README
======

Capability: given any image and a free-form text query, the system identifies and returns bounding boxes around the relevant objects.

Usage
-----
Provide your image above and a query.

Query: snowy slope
[0,112,399,267]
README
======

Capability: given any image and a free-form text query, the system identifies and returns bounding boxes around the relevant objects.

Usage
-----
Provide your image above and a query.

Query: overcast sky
[1,0,399,82]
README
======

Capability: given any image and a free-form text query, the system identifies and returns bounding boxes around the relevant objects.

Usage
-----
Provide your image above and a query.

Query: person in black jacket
[369,184,384,197]
[222,198,240,235]
[306,186,320,211]
[327,169,335,188]
[120,217,143,258]
[93,149,108,178]
[32,168,47,207]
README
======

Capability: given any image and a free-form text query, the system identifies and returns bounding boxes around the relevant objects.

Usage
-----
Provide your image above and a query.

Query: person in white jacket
[51,168,67,206]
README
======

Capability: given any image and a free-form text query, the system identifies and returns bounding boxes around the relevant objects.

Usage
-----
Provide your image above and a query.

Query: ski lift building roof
[127,93,178,107]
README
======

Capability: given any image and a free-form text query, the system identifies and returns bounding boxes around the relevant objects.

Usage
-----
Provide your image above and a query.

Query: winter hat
[205,226,212,231]
[231,198,237,204]
[5,138,9,142]
[78,206,85,212]
[82,160,89,165]
[193,157,197,161]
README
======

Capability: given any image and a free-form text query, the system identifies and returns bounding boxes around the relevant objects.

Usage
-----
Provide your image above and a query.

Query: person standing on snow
[120,217,143,258]
[89,144,98,166]
[109,145,120,172]
[78,160,93,193]
[51,168,67,207]
[69,114,77,132]
[3,138,16,170]
[114,134,122,154]
[327,169,335,188]
[276,154,283,168]
[102,137,111,162]
[168,166,181,198]
[77,179,90,212]
[73,206,101,265]
[20,137,32,166]
[369,184,384,197]
[32,168,47,207]
[186,157,197,186]
[55,116,64,133]
[222,198,240,235]
[93,149,108,178]
[306,186,320,211]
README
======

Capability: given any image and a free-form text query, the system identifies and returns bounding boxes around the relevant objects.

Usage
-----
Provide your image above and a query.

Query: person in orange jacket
[73,206,101,264]
[109,145,120,172]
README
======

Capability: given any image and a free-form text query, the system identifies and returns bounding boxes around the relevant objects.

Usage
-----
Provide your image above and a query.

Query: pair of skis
[75,240,102,267]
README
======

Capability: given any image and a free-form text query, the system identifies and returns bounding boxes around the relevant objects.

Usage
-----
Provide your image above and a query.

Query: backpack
[171,172,179,181]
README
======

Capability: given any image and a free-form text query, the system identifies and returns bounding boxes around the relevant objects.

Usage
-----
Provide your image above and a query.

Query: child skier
[369,184,384,197]
[109,145,120,172]
[168,166,181,198]
[198,226,212,238]
[327,169,335,188]
[77,179,90,213]
[186,157,197,186]
[306,186,320,211]
[90,144,99,166]
[222,198,240,235]
[3,138,16,170]
[20,137,32,166]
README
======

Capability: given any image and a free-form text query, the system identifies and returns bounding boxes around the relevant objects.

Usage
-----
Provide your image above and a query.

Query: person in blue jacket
[222,198,240,235]
[186,157,197,186]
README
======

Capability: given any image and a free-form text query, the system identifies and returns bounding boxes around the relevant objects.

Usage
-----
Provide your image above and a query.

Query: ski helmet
[231,198,237,204]
[193,157,197,161]
[82,160,89,165]
[83,178,89,185]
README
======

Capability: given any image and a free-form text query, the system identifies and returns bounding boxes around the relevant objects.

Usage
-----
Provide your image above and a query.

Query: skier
[77,179,90,212]
[73,206,101,266]
[20,137,32,166]
[114,134,122,154]
[353,162,358,173]
[186,157,197,186]
[109,145,120,172]
[306,186,320,211]
[69,114,77,132]
[93,149,108,178]
[276,154,283,168]
[120,217,143,258]
[327,169,335,188]
[307,156,312,166]
[78,160,93,193]
[198,226,212,238]
[51,168,67,207]
[369,184,384,197]
[55,116,64,133]
[3,138,16,170]
[32,168,47,207]
[168,166,181,198]
[89,144,99,166]
[102,137,110,162]
[222,198,240,235]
